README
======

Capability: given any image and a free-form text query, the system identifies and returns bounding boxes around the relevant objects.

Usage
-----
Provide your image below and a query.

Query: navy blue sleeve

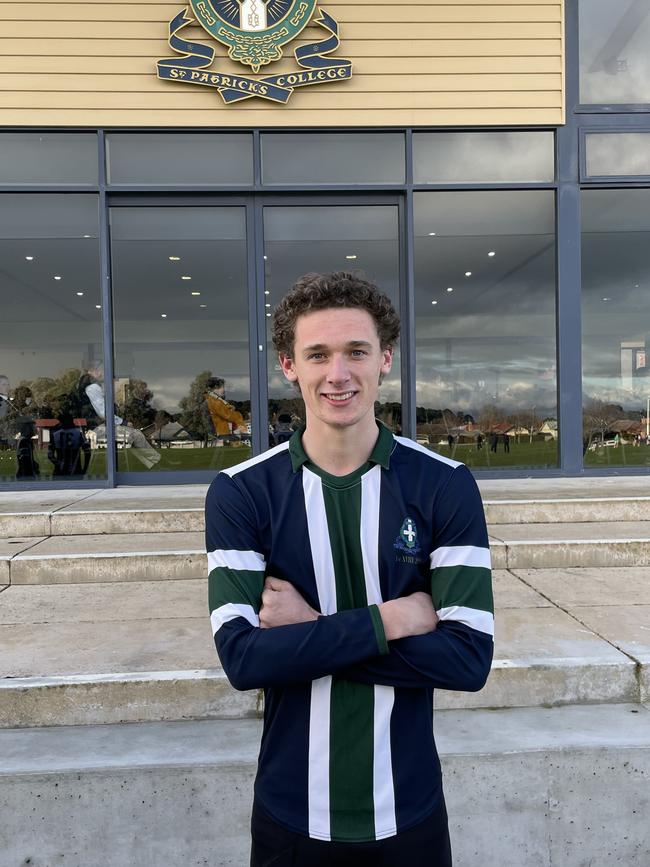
[206,471,388,691]
[339,464,494,691]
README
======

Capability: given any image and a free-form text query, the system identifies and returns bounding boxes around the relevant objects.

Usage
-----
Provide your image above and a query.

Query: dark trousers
[250,798,453,867]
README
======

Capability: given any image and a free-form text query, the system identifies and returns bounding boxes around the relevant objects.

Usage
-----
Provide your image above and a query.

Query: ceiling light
[488,251,496,257]
[76,292,84,296]
[266,313,272,317]
[264,290,270,296]
[199,304,207,308]
[191,291,201,296]
[465,271,472,277]
[602,297,611,302]
[634,283,640,288]
[161,313,167,318]
[263,255,268,260]
[265,303,271,308]
[169,256,180,261]
[25,256,34,261]
[54,275,62,280]
[95,305,101,309]
[346,255,357,260]
[181,275,192,280]
[83,234,91,239]
[447,287,453,293]
[431,300,438,305]
[428,232,437,236]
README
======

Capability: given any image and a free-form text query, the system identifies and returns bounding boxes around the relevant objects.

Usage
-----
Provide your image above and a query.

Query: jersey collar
[289,420,393,474]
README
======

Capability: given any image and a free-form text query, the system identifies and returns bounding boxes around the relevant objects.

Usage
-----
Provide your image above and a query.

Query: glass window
[106,134,254,185]
[579,0,650,104]
[585,132,650,177]
[263,205,402,437]
[0,195,104,483]
[582,189,650,466]
[110,207,251,474]
[414,132,555,184]
[261,134,405,185]
[414,191,557,469]
[0,133,98,186]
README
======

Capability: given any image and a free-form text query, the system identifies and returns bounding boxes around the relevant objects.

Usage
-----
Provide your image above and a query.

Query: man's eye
[308,353,325,360]
[351,350,367,357]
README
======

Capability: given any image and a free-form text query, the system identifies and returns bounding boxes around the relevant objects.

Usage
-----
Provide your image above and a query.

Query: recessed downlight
[447,287,453,293]
[76,292,84,296]
[25,256,34,261]
[191,291,201,296]
[169,256,181,261]
[431,300,438,305]
[54,275,62,281]
[488,251,496,257]
[346,254,357,260]
[181,275,192,280]
[161,313,167,318]
[465,271,472,277]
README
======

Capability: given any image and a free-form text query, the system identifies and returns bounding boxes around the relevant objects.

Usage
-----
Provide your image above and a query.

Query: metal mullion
[246,197,264,456]
[253,195,269,455]
[400,190,416,442]
[98,131,117,487]
[555,0,583,475]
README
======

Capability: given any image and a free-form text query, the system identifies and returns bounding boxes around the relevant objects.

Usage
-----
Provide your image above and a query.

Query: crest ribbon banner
[157,7,351,105]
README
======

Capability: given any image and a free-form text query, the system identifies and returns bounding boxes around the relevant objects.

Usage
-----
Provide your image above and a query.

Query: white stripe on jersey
[208,548,266,573]
[302,468,337,842]
[210,602,259,634]
[437,605,494,637]
[430,545,491,570]
[308,676,332,841]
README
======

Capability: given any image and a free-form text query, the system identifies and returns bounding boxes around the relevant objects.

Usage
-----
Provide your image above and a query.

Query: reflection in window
[580,0,650,103]
[414,191,557,469]
[0,133,98,186]
[585,133,650,177]
[106,134,254,185]
[110,207,251,473]
[582,190,650,466]
[0,195,104,483]
[261,134,406,185]
[263,206,402,437]
[414,132,555,184]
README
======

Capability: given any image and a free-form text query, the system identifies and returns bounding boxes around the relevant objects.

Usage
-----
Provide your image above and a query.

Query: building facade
[0,0,649,488]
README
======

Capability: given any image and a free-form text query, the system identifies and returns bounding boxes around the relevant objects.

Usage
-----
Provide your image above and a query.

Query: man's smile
[322,390,357,403]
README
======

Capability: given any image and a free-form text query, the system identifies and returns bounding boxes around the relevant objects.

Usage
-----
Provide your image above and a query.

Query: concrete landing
[1,570,646,727]
[1,704,648,867]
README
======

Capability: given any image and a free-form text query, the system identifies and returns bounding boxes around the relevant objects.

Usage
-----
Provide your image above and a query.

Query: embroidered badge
[394,517,421,556]
[157,2,352,104]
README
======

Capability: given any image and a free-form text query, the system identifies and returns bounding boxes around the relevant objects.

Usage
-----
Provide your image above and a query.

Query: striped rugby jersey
[206,423,493,843]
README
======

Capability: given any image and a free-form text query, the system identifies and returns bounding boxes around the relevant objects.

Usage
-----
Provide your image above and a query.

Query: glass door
[109,204,254,479]
[262,203,403,446]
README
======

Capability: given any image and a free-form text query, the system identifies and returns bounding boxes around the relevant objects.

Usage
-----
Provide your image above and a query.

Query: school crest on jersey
[157,2,352,104]
[394,517,421,555]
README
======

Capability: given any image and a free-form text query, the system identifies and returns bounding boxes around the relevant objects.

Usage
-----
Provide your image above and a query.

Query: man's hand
[378,592,439,642]
[259,577,320,629]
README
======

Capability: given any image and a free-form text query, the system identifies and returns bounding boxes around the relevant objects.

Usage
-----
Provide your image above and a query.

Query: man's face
[279,307,393,432]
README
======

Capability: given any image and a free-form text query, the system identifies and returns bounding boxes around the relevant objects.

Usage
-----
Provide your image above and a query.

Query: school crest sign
[157,1,352,104]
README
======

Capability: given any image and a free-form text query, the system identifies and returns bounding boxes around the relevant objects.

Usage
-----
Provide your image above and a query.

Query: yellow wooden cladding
[0,0,564,127]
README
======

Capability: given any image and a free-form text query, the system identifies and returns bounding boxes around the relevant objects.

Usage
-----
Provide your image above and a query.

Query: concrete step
[1,570,647,727]
[5,521,650,587]
[1,703,648,867]
[489,520,650,568]
[3,479,650,538]
[3,532,205,584]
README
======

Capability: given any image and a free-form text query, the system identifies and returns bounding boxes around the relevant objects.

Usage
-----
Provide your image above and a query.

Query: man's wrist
[378,599,403,642]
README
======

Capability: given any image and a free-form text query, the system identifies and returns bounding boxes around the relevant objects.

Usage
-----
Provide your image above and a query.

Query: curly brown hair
[272,272,400,357]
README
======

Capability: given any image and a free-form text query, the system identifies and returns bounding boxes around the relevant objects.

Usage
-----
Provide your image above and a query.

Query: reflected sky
[580,0,650,103]
[414,191,557,421]
[582,189,650,412]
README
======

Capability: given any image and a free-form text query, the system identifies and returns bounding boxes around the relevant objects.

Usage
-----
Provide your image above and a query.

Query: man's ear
[380,345,394,377]
[279,352,298,383]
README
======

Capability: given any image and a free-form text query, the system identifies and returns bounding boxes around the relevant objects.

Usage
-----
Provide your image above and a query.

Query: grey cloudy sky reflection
[580,0,650,103]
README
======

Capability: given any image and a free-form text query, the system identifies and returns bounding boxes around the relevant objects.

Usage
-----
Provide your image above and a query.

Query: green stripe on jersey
[431,565,493,614]
[321,478,376,841]
[208,568,264,614]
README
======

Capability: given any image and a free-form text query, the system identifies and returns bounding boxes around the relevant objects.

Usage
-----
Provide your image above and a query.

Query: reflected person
[48,411,91,478]
[204,377,247,443]
[16,421,39,480]
[79,364,160,470]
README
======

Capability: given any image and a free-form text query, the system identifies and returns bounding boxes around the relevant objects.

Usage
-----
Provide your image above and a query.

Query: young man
[206,272,494,866]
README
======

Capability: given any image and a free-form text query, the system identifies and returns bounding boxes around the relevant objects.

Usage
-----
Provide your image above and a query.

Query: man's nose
[327,354,351,383]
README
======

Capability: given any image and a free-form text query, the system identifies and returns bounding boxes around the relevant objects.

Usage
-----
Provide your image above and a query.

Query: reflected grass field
[4,439,650,483]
